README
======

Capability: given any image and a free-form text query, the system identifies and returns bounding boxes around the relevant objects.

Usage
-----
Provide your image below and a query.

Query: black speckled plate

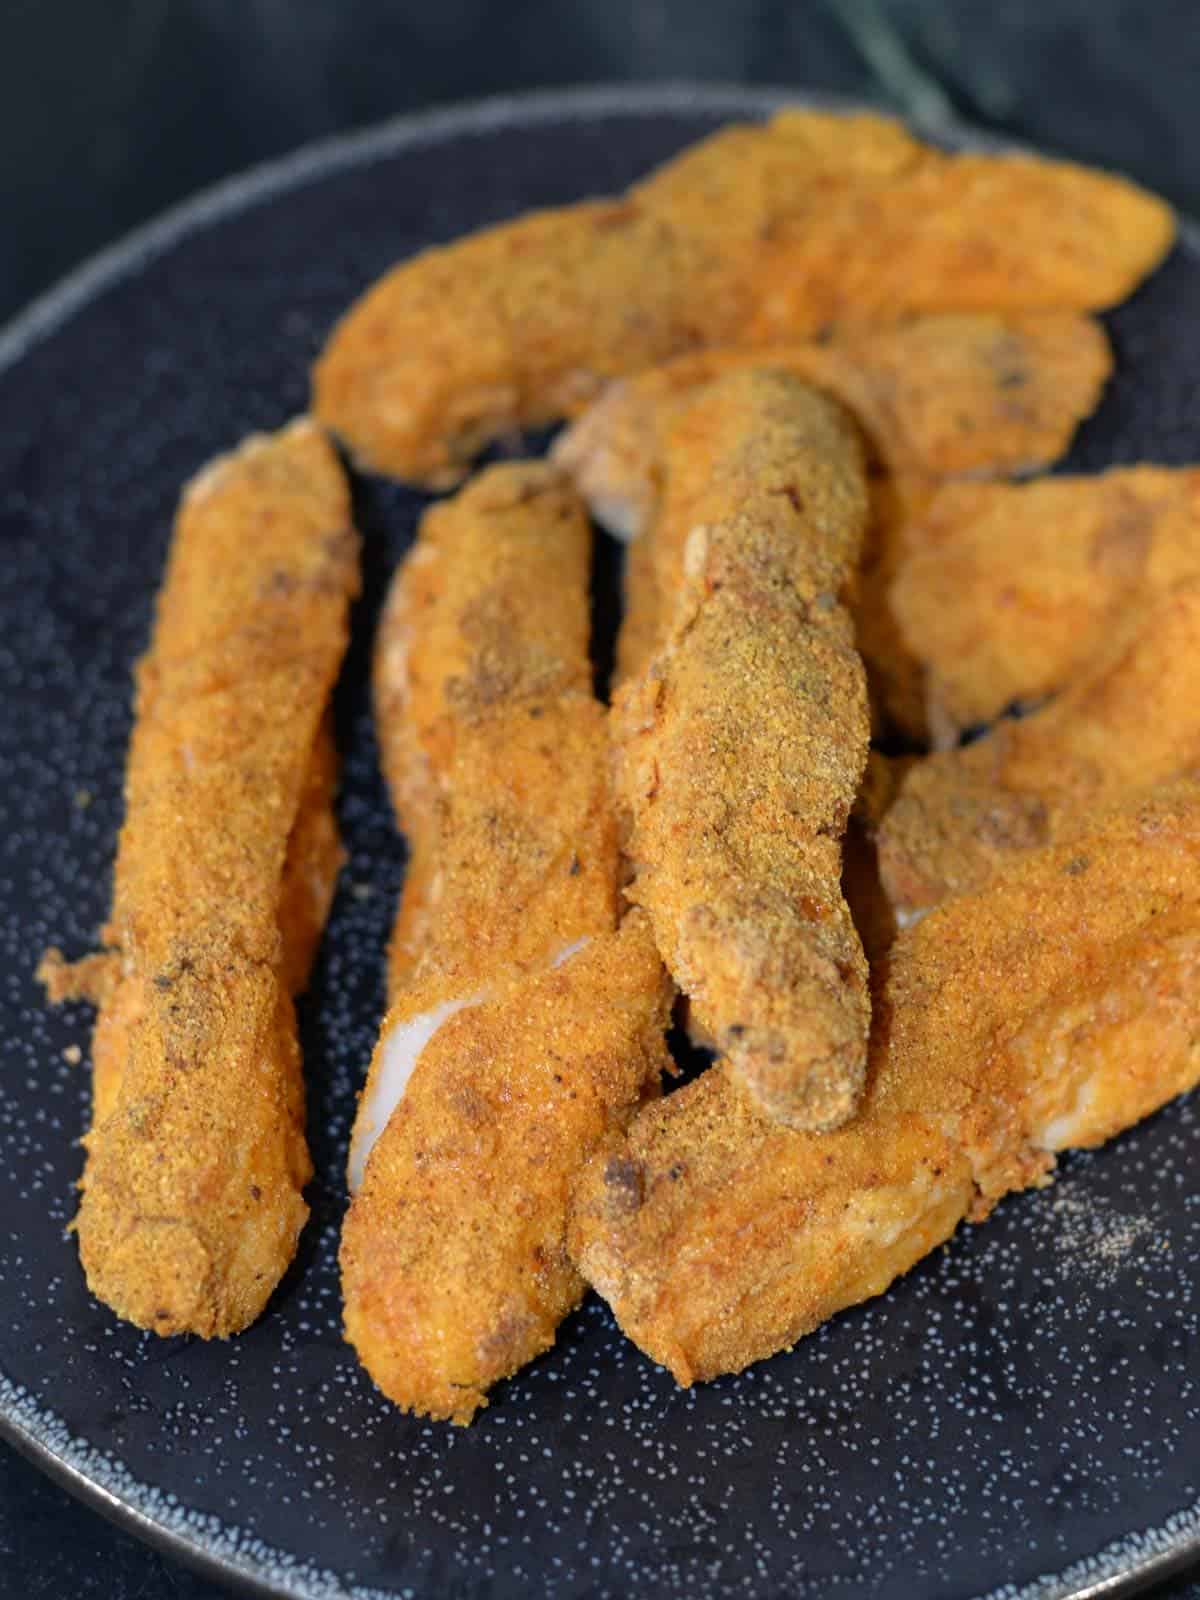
[2,84,1199,1600]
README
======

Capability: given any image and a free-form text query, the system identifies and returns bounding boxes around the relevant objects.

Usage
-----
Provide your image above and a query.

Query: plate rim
[0,81,879,374]
[2,77,1199,1600]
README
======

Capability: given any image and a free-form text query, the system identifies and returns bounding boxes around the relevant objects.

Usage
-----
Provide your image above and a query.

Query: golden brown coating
[890,467,1200,739]
[372,548,444,994]
[49,715,348,1134]
[570,1061,972,1387]
[370,463,595,997]
[345,462,671,1421]
[342,915,672,1424]
[804,314,1111,478]
[616,368,872,677]
[613,373,872,1129]
[878,580,1200,915]
[373,466,592,813]
[553,313,1112,541]
[744,146,1172,338]
[557,316,1108,739]
[879,783,1200,1206]
[278,716,345,996]
[313,110,1168,483]
[55,420,359,1338]
[571,783,1200,1384]
[383,699,622,1022]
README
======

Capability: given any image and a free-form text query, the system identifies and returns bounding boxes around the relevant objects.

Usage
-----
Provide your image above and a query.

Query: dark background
[2,2,1199,1596]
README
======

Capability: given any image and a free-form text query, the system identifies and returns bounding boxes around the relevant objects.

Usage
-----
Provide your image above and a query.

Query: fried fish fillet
[313,110,1168,483]
[556,317,1108,736]
[343,915,671,1424]
[890,467,1200,739]
[42,709,345,1128]
[342,463,672,1421]
[277,715,345,996]
[41,420,359,1338]
[878,579,1200,915]
[613,372,872,1129]
[370,463,596,998]
[553,312,1112,541]
[570,783,1200,1384]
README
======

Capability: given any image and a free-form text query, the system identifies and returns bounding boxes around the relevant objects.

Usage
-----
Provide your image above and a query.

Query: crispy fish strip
[614,373,872,1130]
[342,916,671,1424]
[371,464,595,997]
[881,783,1200,1205]
[278,715,345,996]
[879,580,1200,915]
[354,467,620,1163]
[890,467,1200,738]
[344,463,671,1421]
[50,420,359,1338]
[743,144,1172,338]
[555,316,1108,734]
[570,1061,973,1387]
[373,466,593,819]
[553,312,1112,541]
[41,711,344,1124]
[612,369,872,681]
[571,784,1200,1384]
[313,110,1167,483]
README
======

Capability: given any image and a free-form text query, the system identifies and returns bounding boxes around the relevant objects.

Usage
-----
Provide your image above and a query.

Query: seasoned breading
[553,313,1111,542]
[744,145,1172,337]
[556,315,1108,737]
[879,580,1200,915]
[570,1059,973,1389]
[45,420,359,1338]
[278,716,345,997]
[343,916,671,1424]
[571,784,1200,1384]
[880,783,1200,1205]
[343,463,672,1421]
[613,372,872,1129]
[373,467,593,817]
[890,467,1200,739]
[370,464,596,998]
[314,111,1167,483]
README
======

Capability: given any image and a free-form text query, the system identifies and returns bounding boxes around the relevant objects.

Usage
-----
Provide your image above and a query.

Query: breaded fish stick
[553,312,1112,541]
[342,463,672,1422]
[44,710,346,1127]
[878,580,1200,915]
[370,464,597,997]
[571,784,1200,1384]
[42,420,359,1338]
[890,467,1200,738]
[556,313,1110,735]
[313,110,1169,483]
[278,714,346,996]
[343,916,670,1423]
[613,372,872,1129]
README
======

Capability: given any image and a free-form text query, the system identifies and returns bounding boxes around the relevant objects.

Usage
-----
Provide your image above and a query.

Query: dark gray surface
[6,1,1200,328]
[2,8,1200,1600]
